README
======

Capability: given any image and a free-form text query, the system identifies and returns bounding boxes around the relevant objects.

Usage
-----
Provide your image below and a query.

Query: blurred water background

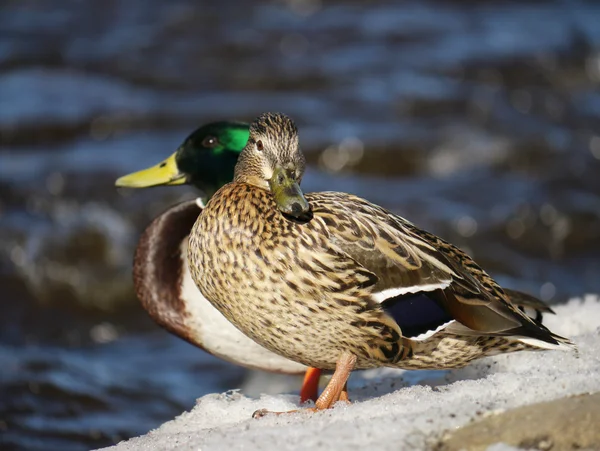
[1,0,600,449]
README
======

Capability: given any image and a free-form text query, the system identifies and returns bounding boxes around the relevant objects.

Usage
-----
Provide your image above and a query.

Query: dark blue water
[1,0,600,449]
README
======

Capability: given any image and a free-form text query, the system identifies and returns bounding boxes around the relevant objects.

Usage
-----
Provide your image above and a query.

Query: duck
[115,121,322,402]
[116,120,555,405]
[187,112,574,416]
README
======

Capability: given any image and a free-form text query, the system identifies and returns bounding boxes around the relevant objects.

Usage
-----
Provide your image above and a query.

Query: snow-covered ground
[102,296,600,451]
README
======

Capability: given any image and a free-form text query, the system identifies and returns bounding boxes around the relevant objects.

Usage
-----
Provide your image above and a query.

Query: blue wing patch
[381,291,453,338]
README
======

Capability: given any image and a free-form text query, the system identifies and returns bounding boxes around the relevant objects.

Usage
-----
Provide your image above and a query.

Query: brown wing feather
[311,193,455,296]
[306,191,549,337]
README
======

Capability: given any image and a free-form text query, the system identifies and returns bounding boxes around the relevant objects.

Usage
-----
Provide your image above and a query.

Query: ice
[100,295,600,451]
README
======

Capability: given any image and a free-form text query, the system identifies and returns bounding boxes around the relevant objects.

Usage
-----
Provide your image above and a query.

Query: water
[1,0,600,449]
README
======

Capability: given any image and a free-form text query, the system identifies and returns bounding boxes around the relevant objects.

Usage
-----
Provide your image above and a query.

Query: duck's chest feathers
[193,184,301,281]
[187,183,399,370]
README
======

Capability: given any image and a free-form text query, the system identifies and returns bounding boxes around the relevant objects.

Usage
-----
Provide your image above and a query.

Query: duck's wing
[308,192,570,348]
[134,198,203,339]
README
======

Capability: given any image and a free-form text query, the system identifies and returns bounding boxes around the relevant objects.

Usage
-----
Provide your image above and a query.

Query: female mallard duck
[115,121,323,402]
[116,120,554,405]
[188,112,574,416]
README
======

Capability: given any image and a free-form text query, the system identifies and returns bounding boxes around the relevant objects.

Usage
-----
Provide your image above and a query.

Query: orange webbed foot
[252,352,356,419]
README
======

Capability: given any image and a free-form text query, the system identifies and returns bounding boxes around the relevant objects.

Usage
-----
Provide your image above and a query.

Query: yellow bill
[115,152,187,188]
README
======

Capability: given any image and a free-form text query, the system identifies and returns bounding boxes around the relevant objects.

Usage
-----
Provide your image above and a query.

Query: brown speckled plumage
[188,112,573,377]
[189,185,568,371]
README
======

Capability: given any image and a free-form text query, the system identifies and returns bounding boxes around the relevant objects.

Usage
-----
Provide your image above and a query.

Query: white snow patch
[100,295,600,451]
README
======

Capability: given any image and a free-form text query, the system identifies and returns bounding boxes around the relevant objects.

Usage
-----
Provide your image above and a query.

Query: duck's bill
[269,166,311,219]
[115,152,187,188]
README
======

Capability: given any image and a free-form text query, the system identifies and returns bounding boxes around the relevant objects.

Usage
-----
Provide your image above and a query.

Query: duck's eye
[256,140,264,151]
[202,136,218,148]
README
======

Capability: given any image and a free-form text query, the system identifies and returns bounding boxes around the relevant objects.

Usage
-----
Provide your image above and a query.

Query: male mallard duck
[115,121,322,402]
[188,112,574,416]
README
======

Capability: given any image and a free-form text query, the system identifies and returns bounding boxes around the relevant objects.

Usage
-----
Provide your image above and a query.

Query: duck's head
[116,121,249,199]
[234,112,311,220]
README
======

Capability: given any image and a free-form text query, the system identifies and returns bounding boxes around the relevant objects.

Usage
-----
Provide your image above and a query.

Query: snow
[101,295,600,451]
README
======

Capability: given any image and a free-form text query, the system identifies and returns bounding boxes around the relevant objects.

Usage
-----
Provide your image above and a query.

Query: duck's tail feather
[504,288,555,324]
[516,334,576,351]
[444,316,576,351]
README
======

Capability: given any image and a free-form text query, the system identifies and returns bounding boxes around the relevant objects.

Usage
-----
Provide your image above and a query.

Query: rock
[437,392,600,451]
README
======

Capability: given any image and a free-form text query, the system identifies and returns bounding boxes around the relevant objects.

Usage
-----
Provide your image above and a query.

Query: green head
[115,121,249,199]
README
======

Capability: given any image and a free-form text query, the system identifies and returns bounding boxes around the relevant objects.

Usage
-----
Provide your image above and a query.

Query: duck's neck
[180,150,241,196]
[233,174,270,191]
[133,200,201,342]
